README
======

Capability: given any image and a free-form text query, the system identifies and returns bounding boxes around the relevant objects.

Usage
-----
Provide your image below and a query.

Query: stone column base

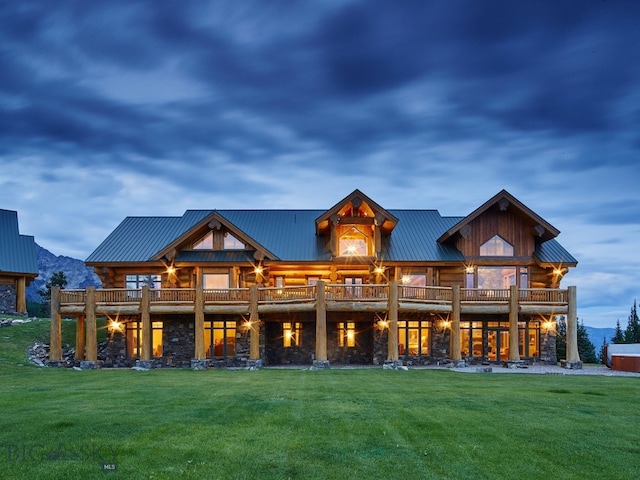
[383,360,408,370]
[561,360,583,369]
[448,359,467,368]
[246,359,263,371]
[502,360,525,369]
[311,360,330,370]
[80,360,97,370]
[134,360,153,370]
[191,359,209,370]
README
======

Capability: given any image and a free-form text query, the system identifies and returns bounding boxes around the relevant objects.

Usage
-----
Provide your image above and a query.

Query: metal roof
[86,205,575,266]
[534,239,578,265]
[0,209,38,275]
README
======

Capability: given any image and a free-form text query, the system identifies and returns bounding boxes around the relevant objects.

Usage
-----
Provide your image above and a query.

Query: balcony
[57,284,570,316]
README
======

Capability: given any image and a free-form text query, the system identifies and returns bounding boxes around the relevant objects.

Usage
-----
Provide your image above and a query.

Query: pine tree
[555,317,566,360]
[598,336,608,365]
[577,320,597,363]
[624,300,640,343]
[612,319,625,344]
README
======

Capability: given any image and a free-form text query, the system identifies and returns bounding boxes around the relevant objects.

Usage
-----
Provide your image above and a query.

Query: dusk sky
[1,1,639,328]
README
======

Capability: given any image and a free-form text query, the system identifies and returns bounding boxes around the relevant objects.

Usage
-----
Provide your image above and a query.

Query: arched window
[480,235,514,256]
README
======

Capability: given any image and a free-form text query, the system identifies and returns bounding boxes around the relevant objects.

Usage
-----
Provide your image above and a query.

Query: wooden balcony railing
[57,284,570,315]
[258,285,316,304]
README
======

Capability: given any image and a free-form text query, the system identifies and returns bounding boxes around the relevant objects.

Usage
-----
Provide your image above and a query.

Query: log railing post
[85,286,97,362]
[564,286,581,365]
[16,276,26,314]
[194,284,205,360]
[450,285,461,361]
[75,315,85,360]
[249,284,260,360]
[315,281,328,365]
[387,281,399,362]
[49,286,62,362]
[140,285,151,361]
[508,285,520,362]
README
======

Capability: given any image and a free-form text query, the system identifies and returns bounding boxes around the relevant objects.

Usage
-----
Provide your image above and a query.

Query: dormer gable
[315,190,398,258]
[315,189,398,235]
[438,190,560,246]
[153,211,278,263]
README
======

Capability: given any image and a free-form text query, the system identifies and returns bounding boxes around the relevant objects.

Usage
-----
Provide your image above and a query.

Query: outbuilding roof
[0,209,38,275]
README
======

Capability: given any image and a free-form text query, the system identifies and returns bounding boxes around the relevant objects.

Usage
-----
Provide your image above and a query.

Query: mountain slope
[25,243,101,302]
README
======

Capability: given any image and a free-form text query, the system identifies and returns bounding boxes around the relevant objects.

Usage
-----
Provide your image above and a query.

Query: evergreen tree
[624,300,640,343]
[577,320,597,363]
[612,319,625,344]
[555,316,566,361]
[598,336,608,365]
[39,271,68,302]
[554,317,597,363]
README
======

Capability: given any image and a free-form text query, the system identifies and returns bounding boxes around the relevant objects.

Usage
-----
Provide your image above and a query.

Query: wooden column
[387,280,399,361]
[85,286,97,362]
[249,284,260,360]
[565,286,580,362]
[49,286,62,361]
[450,285,461,361]
[508,285,520,362]
[140,285,152,361]
[75,316,85,360]
[194,283,205,360]
[16,276,26,313]
[315,280,327,361]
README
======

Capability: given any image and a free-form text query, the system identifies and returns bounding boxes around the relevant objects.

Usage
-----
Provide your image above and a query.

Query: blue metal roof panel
[534,239,578,265]
[0,209,37,274]
[86,211,211,263]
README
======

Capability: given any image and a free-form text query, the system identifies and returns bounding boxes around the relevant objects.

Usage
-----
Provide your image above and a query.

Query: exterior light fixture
[254,266,263,275]
[166,266,176,275]
[374,266,385,275]
[108,320,123,334]
[465,265,475,274]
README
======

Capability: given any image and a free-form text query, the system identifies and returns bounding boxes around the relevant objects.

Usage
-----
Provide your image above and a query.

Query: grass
[1,320,639,479]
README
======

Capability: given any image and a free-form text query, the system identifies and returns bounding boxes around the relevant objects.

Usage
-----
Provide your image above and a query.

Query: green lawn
[1,320,639,480]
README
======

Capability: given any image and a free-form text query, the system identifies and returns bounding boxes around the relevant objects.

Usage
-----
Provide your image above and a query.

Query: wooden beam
[194,284,205,360]
[75,315,85,360]
[249,284,260,360]
[565,286,580,362]
[85,286,97,362]
[315,281,327,361]
[450,285,461,361]
[508,285,520,362]
[16,276,26,313]
[387,281,399,361]
[140,285,151,361]
[49,286,62,362]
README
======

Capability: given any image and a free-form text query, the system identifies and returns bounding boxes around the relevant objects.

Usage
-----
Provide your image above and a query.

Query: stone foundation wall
[0,284,16,314]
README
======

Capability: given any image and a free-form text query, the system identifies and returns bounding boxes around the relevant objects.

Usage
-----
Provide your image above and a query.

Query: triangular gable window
[193,232,213,250]
[480,235,514,256]
[223,232,244,250]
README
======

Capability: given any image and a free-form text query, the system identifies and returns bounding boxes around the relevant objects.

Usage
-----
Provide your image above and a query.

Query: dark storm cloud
[2,1,640,327]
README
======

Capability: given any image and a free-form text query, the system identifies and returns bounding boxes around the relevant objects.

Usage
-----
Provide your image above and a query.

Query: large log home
[50,189,581,368]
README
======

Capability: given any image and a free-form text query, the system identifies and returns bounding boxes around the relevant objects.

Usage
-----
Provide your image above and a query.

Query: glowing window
[480,235,514,256]
[338,322,356,347]
[401,274,426,286]
[193,232,213,250]
[339,228,368,256]
[477,267,516,289]
[126,321,163,358]
[126,274,161,290]
[204,321,236,357]
[223,232,244,250]
[283,322,302,347]
[398,321,430,356]
[203,274,229,289]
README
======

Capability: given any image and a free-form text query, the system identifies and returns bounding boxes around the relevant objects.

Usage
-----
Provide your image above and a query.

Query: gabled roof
[85,190,575,266]
[152,211,278,262]
[0,209,38,275]
[438,190,560,243]
[315,189,398,235]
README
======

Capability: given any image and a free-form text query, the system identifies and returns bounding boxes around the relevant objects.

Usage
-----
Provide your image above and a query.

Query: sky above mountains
[1,1,639,328]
